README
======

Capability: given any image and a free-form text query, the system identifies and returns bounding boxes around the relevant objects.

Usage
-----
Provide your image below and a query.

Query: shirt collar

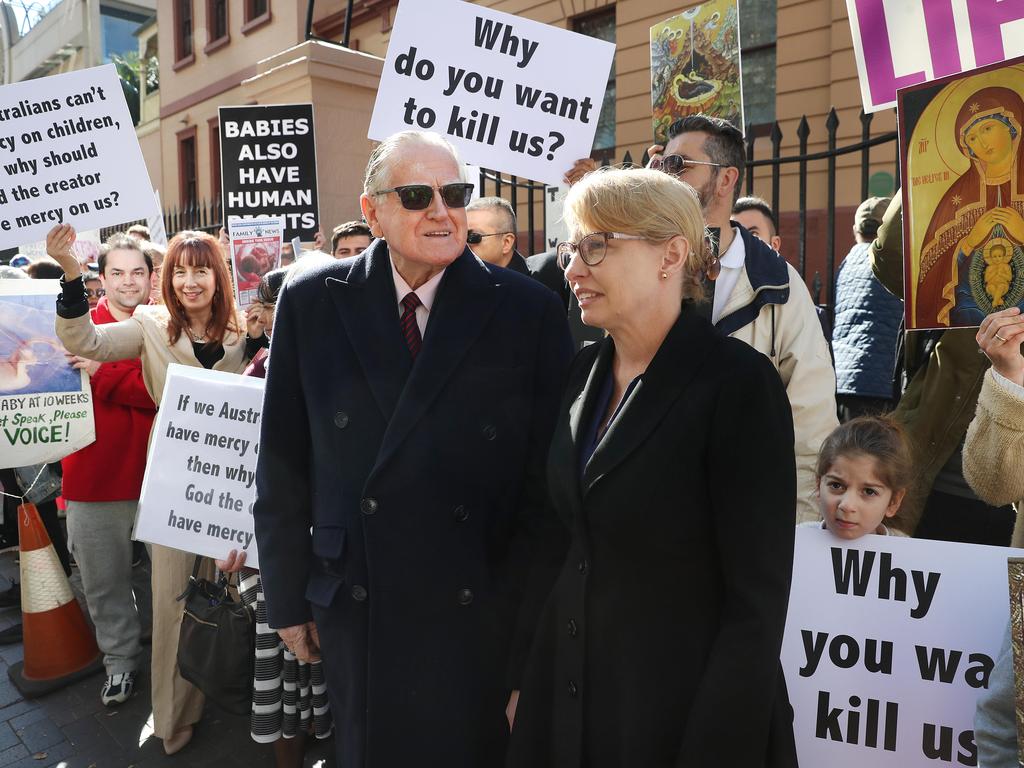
[719,226,745,269]
[390,256,446,312]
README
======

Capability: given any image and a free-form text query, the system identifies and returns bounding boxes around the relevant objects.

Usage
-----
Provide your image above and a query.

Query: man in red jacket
[62,234,156,706]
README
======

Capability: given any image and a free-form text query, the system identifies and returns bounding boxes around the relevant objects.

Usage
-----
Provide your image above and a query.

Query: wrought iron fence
[105,108,898,314]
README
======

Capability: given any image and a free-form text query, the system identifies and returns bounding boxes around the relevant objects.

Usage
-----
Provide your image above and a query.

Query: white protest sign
[135,365,263,567]
[783,526,1023,767]
[543,184,568,253]
[0,64,155,248]
[0,279,94,468]
[369,0,615,185]
[846,0,1024,112]
[148,189,167,247]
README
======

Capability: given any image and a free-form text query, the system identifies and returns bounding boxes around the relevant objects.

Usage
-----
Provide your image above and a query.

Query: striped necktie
[400,292,422,358]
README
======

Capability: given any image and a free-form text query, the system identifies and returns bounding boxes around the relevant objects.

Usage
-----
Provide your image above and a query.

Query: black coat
[507,307,799,768]
[253,242,573,768]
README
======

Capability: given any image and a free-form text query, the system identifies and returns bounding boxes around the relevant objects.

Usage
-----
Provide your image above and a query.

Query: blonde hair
[562,167,713,301]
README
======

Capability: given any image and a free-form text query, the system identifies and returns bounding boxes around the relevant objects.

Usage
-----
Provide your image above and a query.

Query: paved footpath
[0,551,335,767]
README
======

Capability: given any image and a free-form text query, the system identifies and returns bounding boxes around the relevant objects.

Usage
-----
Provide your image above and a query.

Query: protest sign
[368,0,615,186]
[898,55,1024,331]
[1009,558,1024,766]
[847,0,1024,113]
[148,189,167,247]
[650,2,743,143]
[135,364,262,567]
[0,279,94,468]
[0,64,154,249]
[219,104,319,243]
[783,526,1023,767]
[228,215,283,308]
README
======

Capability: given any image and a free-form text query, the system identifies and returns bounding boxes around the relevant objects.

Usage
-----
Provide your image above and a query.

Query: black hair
[667,114,746,204]
[99,234,152,276]
[256,266,290,305]
[733,196,777,234]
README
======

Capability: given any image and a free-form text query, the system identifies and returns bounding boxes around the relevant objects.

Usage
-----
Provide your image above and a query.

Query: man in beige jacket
[651,115,838,523]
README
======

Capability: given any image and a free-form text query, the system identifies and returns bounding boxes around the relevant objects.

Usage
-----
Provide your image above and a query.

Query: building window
[101,6,149,62]
[209,118,221,207]
[242,0,271,34]
[174,0,194,68]
[206,0,229,51]
[178,128,198,208]
[572,8,615,159]
[739,0,777,128]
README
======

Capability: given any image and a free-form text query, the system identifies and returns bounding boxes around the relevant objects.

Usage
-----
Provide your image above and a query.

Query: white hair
[362,131,463,195]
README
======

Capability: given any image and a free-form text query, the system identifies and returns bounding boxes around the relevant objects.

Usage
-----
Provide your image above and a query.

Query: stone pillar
[242,40,383,242]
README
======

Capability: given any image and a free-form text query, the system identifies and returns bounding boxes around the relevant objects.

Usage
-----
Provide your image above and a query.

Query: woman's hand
[215,548,247,573]
[278,622,321,663]
[989,207,1024,243]
[245,303,266,338]
[977,307,1024,385]
[45,224,82,280]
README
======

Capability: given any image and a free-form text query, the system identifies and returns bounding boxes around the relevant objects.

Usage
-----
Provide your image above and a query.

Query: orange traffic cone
[8,502,102,697]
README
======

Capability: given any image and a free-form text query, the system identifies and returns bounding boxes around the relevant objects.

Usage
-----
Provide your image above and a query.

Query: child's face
[817,453,905,540]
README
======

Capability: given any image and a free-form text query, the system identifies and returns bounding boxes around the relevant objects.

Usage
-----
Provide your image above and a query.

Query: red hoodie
[61,297,156,502]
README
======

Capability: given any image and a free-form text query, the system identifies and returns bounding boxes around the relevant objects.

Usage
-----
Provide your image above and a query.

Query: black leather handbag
[176,556,255,716]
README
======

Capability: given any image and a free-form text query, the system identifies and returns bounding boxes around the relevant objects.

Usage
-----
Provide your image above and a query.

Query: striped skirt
[239,570,333,743]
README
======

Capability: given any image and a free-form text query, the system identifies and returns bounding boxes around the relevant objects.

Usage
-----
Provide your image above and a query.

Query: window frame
[173,0,195,70]
[204,0,230,54]
[177,126,199,209]
[208,117,222,210]
[242,0,272,35]
[571,6,616,158]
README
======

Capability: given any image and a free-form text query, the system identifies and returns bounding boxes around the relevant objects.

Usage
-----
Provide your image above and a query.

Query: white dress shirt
[711,227,745,325]
[390,257,445,337]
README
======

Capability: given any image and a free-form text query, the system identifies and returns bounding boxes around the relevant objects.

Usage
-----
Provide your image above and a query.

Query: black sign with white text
[218,103,319,242]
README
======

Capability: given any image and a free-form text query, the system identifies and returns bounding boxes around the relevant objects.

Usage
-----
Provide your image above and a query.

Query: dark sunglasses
[467,230,513,245]
[374,183,475,211]
[650,154,724,176]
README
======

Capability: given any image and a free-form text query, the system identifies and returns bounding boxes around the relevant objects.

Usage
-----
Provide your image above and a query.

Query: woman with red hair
[49,224,266,756]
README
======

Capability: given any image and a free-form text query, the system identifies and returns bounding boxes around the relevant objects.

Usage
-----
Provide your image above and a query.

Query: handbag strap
[176,555,206,602]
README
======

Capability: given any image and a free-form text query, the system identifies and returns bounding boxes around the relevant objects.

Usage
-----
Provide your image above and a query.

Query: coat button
[334,411,350,429]
[567,618,578,637]
[360,497,378,515]
[577,559,589,575]
[568,680,578,697]
[457,588,474,606]
[481,424,497,441]
[351,585,367,601]
[453,505,470,523]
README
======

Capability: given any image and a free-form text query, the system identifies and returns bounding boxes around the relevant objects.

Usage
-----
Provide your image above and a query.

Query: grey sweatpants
[65,500,142,676]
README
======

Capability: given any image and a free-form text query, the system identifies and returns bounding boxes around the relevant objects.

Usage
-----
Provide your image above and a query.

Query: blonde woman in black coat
[506,168,799,768]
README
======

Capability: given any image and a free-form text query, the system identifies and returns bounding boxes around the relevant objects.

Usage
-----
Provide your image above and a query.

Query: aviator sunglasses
[374,183,475,211]
[650,154,724,176]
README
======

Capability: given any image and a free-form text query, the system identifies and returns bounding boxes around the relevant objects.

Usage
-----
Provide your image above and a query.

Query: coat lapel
[581,306,719,496]
[373,250,501,472]
[327,242,412,422]
[559,338,614,509]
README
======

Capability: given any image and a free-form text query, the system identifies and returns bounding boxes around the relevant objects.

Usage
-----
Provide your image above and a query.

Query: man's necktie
[400,292,422,358]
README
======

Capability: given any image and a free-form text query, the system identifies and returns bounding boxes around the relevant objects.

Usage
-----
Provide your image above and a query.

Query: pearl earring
[660,272,668,279]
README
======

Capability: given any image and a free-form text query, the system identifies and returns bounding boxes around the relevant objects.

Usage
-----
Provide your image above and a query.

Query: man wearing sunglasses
[254,130,573,768]
[650,114,838,526]
[466,196,527,274]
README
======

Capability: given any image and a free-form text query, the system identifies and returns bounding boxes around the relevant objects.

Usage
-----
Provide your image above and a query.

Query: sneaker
[101,671,136,706]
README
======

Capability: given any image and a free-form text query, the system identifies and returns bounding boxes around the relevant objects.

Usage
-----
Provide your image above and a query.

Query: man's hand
[978,307,1024,385]
[45,224,82,280]
[646,143,665,169]
[562,158,598,187]
[506,689,520,730]
[67,353,101,377]
[278,622,322,663]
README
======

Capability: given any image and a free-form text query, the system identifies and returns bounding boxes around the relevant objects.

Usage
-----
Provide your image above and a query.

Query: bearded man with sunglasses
[650,114,838,525]
[253,130,573,768]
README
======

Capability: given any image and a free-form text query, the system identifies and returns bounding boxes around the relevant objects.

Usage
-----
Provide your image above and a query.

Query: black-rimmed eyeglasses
[373,183,475,211]
[650,154,724,177]
[556,232,647,270]
[467,231,513,245]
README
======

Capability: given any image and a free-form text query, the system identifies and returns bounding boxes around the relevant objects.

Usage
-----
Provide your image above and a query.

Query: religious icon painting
[899,54,1024,330]
[649,0,743,144]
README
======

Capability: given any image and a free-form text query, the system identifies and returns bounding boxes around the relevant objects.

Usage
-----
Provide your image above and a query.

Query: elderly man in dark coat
[252,130,573,767]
